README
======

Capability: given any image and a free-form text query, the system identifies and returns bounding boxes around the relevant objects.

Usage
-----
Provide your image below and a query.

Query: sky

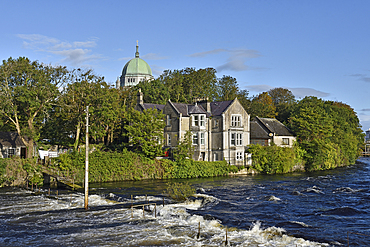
[1,0,369,132]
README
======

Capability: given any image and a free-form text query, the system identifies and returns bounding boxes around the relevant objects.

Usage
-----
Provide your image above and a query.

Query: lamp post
[84,106,89,210]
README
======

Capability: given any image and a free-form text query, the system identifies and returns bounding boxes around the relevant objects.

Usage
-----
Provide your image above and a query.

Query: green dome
[122,57,152,76]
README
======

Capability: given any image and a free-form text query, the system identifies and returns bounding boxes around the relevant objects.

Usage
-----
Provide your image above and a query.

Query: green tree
[124,107,166,158]
[173,130,194,161]
[216,75,239,101]
[249,92,277,118]
[268,87,296,124]
[0,57,68,157]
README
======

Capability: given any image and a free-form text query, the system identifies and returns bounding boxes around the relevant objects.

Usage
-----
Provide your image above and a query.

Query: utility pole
[84,106,89,210]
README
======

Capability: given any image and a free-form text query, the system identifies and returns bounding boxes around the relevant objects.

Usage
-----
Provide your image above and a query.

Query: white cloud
[350,73,370,83]
[288,88,330,99]
[245,85,330,99]
[189,48,261,72]
[16,34,101,67]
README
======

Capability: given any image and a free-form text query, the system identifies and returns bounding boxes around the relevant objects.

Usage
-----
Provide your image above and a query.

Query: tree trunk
[74,121,81,150]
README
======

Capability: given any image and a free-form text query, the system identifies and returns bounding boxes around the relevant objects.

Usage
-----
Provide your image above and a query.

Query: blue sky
[1,0,370,131]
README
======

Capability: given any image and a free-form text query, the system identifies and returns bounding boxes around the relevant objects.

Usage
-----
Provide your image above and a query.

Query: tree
[249,92,277,118]
[216,75,239,101]
[134,67,218,104]
[0,57,68,157]
[289,96,363,171]
[173,130,194,161]
[268,87,296,124]
[124,107,165,158]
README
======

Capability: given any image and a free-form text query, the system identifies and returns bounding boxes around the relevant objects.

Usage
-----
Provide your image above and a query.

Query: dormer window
[167,115,171,126]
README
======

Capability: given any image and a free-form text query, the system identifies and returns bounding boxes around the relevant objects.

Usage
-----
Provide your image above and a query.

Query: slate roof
[170,102,190,116]
[0,132,27,147]
[210,100,233,116]
[141,103,165,111]
[250,121,270,139]
[251,117,295,138]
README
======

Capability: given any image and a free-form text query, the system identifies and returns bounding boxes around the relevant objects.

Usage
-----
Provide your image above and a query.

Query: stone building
[250,117,296,147]
[135,90,251,166]
[116,41,153,88]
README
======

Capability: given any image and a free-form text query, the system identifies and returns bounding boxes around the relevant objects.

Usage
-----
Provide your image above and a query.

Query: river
[1,157,370,246]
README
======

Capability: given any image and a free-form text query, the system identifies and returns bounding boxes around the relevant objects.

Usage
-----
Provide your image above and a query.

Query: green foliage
[124,107,166,159]
[0,157,42,187]
[249,92,277,119]
[172,130,194,161]
[51,149,235,184]
[247,144,299,174]
[268,87,296,124]
[164,182,195,201]
[0,57,68,157]
[290,96,364,171]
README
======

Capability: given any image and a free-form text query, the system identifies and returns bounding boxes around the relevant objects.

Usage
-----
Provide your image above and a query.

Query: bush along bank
[0,157,43,187]
[246,143,306,174]
[51,149,240,184]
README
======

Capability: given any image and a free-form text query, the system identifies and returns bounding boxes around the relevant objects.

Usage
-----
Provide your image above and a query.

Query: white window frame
[282,138,289,145]
[200,115,205,127]
[231,115,242,127]
[193,115,199,126]
[167,134,171,146]
[192,133,198,145]
[167,115,171,126]
[231,133,243,146]
[236,151,243,161]
[8,148,15,158]
[192,114,206,127]
[200,133,205,145]
[214,153,219,161]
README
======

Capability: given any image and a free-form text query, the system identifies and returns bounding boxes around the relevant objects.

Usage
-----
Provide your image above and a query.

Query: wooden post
[131,195,133,207]
[225,227,228,246]
[154,204,156,218]
[143,205,145,219]
[131,206,133,219]
[163,197,165,207]
[197,222,200,239]
[57,190,58,196]
[31,183,33,191]
[48,188,50,196]
[84,105,89,211]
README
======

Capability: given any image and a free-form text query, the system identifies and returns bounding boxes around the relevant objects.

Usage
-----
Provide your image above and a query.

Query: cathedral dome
[118,41,153,88]
[122,57,152,76]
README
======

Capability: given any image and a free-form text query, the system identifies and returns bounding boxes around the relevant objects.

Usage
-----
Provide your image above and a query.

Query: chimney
[137,88,143,105]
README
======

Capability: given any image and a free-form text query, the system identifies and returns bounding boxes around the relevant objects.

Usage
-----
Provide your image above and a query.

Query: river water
[1,158,370,246]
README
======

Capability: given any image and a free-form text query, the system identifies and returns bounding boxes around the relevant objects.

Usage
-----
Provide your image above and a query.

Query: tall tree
[216,75,239,101]
[0,57,68,157]
[124,107,165,158]
[268,87,296,124]
[249,92,277,118]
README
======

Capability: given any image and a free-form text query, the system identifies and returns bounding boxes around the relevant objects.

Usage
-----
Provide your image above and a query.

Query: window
[167,134,171,146]
[282,138,289,145]
[193,115,199,126]
[231,133,243,146]
[200,115,205,127]
[192,133,198,145]
[214,153,219,161]
[236,151,243,160]
[200,133,205,145]
[231,115,241,127]
[193,115,205,127]
[8,148,15,158]
[167,115,171,126]
[214,119,219,128]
